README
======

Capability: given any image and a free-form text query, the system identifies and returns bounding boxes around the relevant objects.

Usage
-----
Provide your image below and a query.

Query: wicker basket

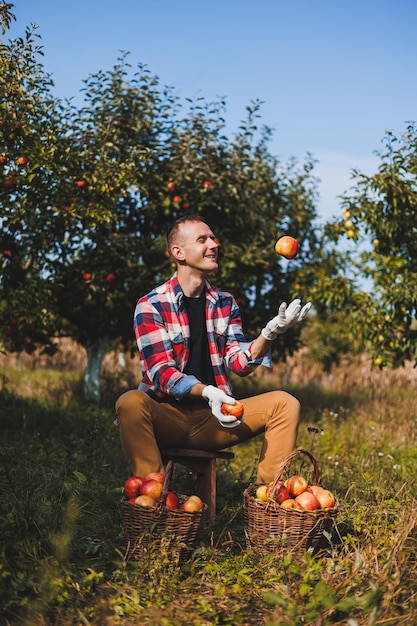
[121,460,206,561]
[244,448,338,555]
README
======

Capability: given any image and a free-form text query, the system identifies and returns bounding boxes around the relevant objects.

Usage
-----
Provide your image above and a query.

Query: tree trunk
[84,337,109,402]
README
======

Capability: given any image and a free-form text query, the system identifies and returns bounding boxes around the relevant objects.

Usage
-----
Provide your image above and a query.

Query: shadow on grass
[231,374,358,423]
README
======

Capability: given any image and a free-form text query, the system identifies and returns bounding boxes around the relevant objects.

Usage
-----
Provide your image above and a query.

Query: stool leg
[195,459,217,519]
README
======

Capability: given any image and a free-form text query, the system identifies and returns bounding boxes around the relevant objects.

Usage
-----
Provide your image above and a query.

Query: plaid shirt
[134,273,265,399]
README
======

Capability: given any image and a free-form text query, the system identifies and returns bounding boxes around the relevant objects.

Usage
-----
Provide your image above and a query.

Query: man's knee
[283,391,301,414]
[116,389,149,421]
[271,390,301,421]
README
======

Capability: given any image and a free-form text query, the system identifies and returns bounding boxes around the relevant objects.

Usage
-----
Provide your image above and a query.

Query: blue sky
[6,0,417,221]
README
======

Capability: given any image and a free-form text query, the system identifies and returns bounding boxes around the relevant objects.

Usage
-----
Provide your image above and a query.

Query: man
[115,215,311,484]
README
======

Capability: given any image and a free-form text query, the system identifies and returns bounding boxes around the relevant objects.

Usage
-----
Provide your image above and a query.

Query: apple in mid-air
[275,236,299,259]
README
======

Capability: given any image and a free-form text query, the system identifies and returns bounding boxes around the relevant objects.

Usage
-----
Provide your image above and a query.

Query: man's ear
[171,244,185,262]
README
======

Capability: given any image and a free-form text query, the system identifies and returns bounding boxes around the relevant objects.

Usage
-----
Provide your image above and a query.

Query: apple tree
[50,58,181,400]
[1,10,322,401]
[308,123,417,369]
[50,70,321,401]
[0,11,76,357]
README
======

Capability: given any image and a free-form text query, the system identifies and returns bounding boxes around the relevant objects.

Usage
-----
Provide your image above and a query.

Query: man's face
[173,221,219,273]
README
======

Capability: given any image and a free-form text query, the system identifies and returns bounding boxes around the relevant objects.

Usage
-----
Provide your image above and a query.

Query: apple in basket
[134,494,157,507]
[255,484,268,501]
[295,491,320,511]
[280,498,302,510]
[165,491,179,510]
[266,481,290,504]
[124,476,145,499]
[180,495,204,512]
[139,478,164,500]
[144,471,165,483]
[309,485,336,508]
[285,475,309,497]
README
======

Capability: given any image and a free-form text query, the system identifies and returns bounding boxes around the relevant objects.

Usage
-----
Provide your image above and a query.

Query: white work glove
[261,299,311,341]
[201,385,242,429]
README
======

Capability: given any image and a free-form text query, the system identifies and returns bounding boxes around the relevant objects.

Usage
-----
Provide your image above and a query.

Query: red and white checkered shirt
[134,273,266,399]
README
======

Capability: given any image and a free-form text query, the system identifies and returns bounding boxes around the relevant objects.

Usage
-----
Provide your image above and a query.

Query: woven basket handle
[154,459,174,513]
[269,448,321,500]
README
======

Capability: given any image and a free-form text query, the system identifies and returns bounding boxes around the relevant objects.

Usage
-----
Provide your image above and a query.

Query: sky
[6,0,417,222]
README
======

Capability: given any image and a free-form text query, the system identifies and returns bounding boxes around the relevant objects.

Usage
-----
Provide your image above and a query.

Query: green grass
[1,366,417,625]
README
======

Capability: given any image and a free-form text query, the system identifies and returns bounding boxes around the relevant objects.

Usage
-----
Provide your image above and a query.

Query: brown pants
[115,389,300,484]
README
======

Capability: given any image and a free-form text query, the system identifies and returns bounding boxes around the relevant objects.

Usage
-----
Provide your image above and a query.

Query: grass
[1,361,417,625]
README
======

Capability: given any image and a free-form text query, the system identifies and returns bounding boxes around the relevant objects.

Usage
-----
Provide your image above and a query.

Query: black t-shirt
[182,294,216,386]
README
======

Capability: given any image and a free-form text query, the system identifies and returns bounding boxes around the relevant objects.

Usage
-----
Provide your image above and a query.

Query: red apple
[275,236,299,260]
[105,272,116,283]
[82,272,92,281]
[295,491,320,511]
[275,482,291,504]
[172,195,181,203]
[267,481,290,504]
[0,155,7,165]
[3,179,14,189]
[310,485,336,508]
[144,471,164,484]
[221,401,244,420]
[139,479,163,500]
[165,491,179,510]
[76,179,86,187]
[124,476,145,499]
[280,498,302,510]
[179,495,204,512]
[134,494,156,507]
[167,181,176,191]
[203,180,213,187]
[285,475,309,497]
[17,156,29,165]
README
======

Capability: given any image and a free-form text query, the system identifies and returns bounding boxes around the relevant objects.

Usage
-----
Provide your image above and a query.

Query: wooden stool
[161,448,234,519]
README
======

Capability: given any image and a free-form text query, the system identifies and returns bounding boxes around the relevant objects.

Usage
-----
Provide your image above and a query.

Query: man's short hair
[165,215,209,255]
